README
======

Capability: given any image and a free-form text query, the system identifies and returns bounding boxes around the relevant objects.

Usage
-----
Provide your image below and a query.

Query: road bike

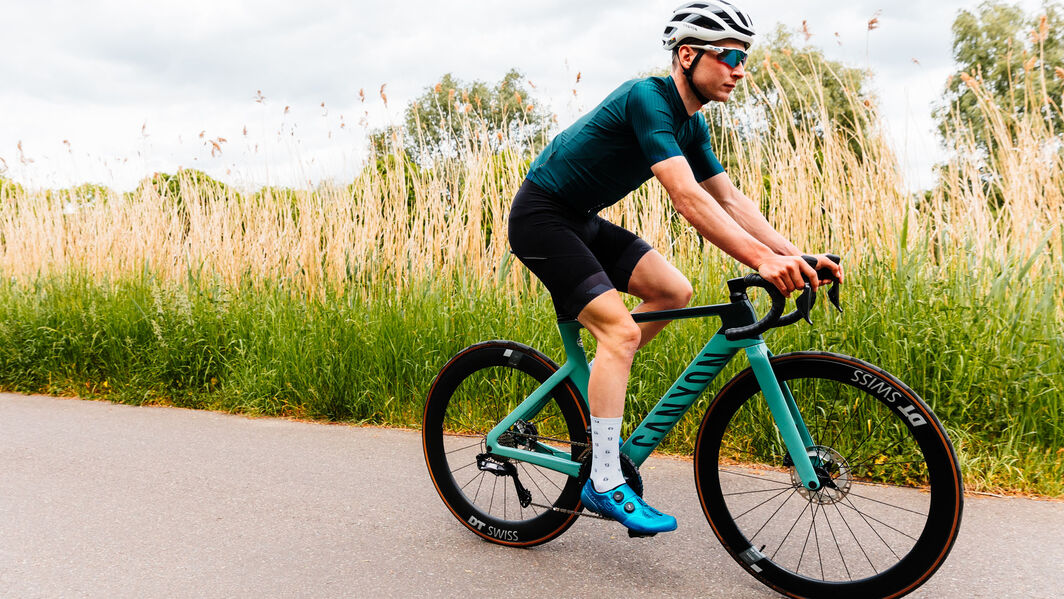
[422,256,963,598]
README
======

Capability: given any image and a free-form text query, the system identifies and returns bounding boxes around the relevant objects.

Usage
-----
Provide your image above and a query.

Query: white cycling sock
[590,416,624,493]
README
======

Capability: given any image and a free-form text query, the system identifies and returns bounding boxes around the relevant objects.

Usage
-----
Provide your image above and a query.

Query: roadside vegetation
[1,2,1061,496]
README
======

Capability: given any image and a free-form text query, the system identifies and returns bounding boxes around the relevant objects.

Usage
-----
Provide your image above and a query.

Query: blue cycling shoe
[580,480,677,535]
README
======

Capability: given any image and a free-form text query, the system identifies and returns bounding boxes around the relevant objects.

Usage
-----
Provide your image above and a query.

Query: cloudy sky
[0,0,1049,191]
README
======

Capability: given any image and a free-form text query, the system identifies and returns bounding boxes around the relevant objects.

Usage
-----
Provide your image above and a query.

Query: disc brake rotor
[790,445,852,504]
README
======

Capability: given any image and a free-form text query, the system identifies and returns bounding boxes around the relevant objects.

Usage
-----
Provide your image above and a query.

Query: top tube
[556,300,753,327]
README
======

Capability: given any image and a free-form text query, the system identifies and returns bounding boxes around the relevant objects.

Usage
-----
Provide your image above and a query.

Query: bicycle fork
[744,342,822,491]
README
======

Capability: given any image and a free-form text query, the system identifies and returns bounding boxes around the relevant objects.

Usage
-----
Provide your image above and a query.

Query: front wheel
[422,340,590,547]
[695,352,963,599]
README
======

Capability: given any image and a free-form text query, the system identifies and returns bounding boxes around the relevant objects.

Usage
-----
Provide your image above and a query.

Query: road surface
[1,393,1061,598]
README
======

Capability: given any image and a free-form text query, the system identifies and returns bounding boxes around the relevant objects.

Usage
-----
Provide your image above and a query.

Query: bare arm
[651,156,840,294]
[651,157,776,270]
[699,172,801,256]
[698,172,845,284]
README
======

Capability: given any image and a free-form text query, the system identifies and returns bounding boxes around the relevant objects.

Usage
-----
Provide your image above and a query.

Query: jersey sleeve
[685,112,725,182]
[627,82,685,165]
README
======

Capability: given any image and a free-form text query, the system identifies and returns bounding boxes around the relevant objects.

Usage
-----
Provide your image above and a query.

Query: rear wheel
[695,352,963,598]
[422,341,589,547]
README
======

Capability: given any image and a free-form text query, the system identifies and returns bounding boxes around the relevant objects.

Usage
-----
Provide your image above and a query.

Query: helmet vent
[686,14,725,32]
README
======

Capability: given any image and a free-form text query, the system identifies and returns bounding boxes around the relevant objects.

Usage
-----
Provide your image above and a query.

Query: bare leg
[577,250,693,417]
[626,250,694,349]
[577,290,641,418]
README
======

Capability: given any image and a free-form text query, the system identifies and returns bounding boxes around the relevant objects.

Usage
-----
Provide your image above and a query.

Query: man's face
[685,39,747,103]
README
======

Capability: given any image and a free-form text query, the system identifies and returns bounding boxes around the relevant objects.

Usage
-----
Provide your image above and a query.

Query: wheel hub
[790,445,852,504]
[498,420,539,449]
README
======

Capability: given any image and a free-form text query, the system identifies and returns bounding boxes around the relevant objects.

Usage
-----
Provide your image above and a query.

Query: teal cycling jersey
[526,75,724,215]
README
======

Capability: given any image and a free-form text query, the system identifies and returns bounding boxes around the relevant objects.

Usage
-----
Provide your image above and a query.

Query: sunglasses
[689,44,748,69]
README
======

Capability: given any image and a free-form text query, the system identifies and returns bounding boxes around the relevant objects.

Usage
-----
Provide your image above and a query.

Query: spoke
[530,463,565,493]
[493,388,502,432]
[723,485,797,497]
[489,476,498,518]
[473,470,487,504]
[720,468,794,486]
[840,497,907,558]
[450,461,479,475]
[785,378,825,449]
[532,407,563,428]
[845,489,928,517]
[770,491,810,559]
[804,379,820,449]
[733,486,796,521]
[847,458,928,472]
[445,440,484,455]
[441,431,485,440]
[520,462,552,508]
[749,486,800,543]
[845,409,894,461]
[461,470,485,492]
[840,497,919,543]
[813,502,824,581]
[829,500,872,574]
[824,502,852,581]
[827,383,854,451]
[794,500,818,572]
[504,476,508,520]
[846,435,913,472]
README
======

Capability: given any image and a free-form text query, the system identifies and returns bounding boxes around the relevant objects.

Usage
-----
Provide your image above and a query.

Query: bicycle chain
[503,428,600,518]
[507,429,590,450]
[527,501,607,519]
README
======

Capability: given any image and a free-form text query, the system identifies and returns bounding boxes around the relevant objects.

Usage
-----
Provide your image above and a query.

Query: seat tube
[746,342,821,490]
[557,320,590,405]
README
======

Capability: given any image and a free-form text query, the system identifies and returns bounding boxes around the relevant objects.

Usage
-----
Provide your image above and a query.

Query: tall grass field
[1,54,1061,496]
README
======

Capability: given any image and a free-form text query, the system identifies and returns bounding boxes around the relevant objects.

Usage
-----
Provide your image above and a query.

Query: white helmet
[662,1,756,51]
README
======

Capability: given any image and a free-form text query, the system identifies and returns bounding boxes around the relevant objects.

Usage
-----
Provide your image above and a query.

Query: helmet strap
[682,49,711,105]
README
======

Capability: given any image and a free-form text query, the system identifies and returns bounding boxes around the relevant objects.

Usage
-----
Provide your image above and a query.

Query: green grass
[0,254,1061,497]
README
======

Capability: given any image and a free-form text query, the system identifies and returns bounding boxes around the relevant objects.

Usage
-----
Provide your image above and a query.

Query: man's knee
[579,296,642,357]
[606,319,642,354]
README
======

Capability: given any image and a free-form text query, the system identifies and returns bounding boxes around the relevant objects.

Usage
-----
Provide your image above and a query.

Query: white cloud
[0,0,1055,191]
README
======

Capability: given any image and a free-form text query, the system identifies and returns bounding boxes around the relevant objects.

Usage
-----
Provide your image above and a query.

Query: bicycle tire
[694,352,963,598]
[423,340,590,547]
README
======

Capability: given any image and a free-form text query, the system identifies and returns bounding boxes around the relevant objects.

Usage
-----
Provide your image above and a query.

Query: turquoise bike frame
[484,303,824,491]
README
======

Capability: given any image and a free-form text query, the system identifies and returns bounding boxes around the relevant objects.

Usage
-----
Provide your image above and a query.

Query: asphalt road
[2,393,1062,598]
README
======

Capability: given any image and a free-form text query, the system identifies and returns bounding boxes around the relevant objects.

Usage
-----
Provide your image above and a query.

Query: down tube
[622,333,747,467]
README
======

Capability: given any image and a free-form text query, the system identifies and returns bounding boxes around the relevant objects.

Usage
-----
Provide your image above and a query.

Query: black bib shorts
[507,179,653,321]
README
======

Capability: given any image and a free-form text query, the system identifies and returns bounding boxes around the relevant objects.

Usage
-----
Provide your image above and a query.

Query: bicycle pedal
[627,529,657,539]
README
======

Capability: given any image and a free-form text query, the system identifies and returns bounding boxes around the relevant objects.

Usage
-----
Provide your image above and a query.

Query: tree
[131,169,234,234]
[727,26,878,162]
[372,69,553,165]
[933,1,1064,154]
[647,26,877,165]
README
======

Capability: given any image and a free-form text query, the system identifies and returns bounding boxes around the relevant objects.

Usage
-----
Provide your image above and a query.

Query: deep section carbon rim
[695,353,962,598]
[423,341,588,547]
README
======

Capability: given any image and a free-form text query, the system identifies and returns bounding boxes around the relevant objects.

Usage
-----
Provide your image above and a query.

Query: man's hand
[810,253,845,285]
[755,255,817,297]
[757,254,845,297]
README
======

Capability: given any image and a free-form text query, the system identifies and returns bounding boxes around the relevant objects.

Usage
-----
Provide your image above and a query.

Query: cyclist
[507,0,844,535]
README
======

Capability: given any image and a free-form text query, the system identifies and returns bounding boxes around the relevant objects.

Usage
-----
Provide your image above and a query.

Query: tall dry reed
[0,57,1060,309]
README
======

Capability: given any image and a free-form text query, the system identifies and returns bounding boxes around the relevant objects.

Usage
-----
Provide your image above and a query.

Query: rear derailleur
[476,453,533,508]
